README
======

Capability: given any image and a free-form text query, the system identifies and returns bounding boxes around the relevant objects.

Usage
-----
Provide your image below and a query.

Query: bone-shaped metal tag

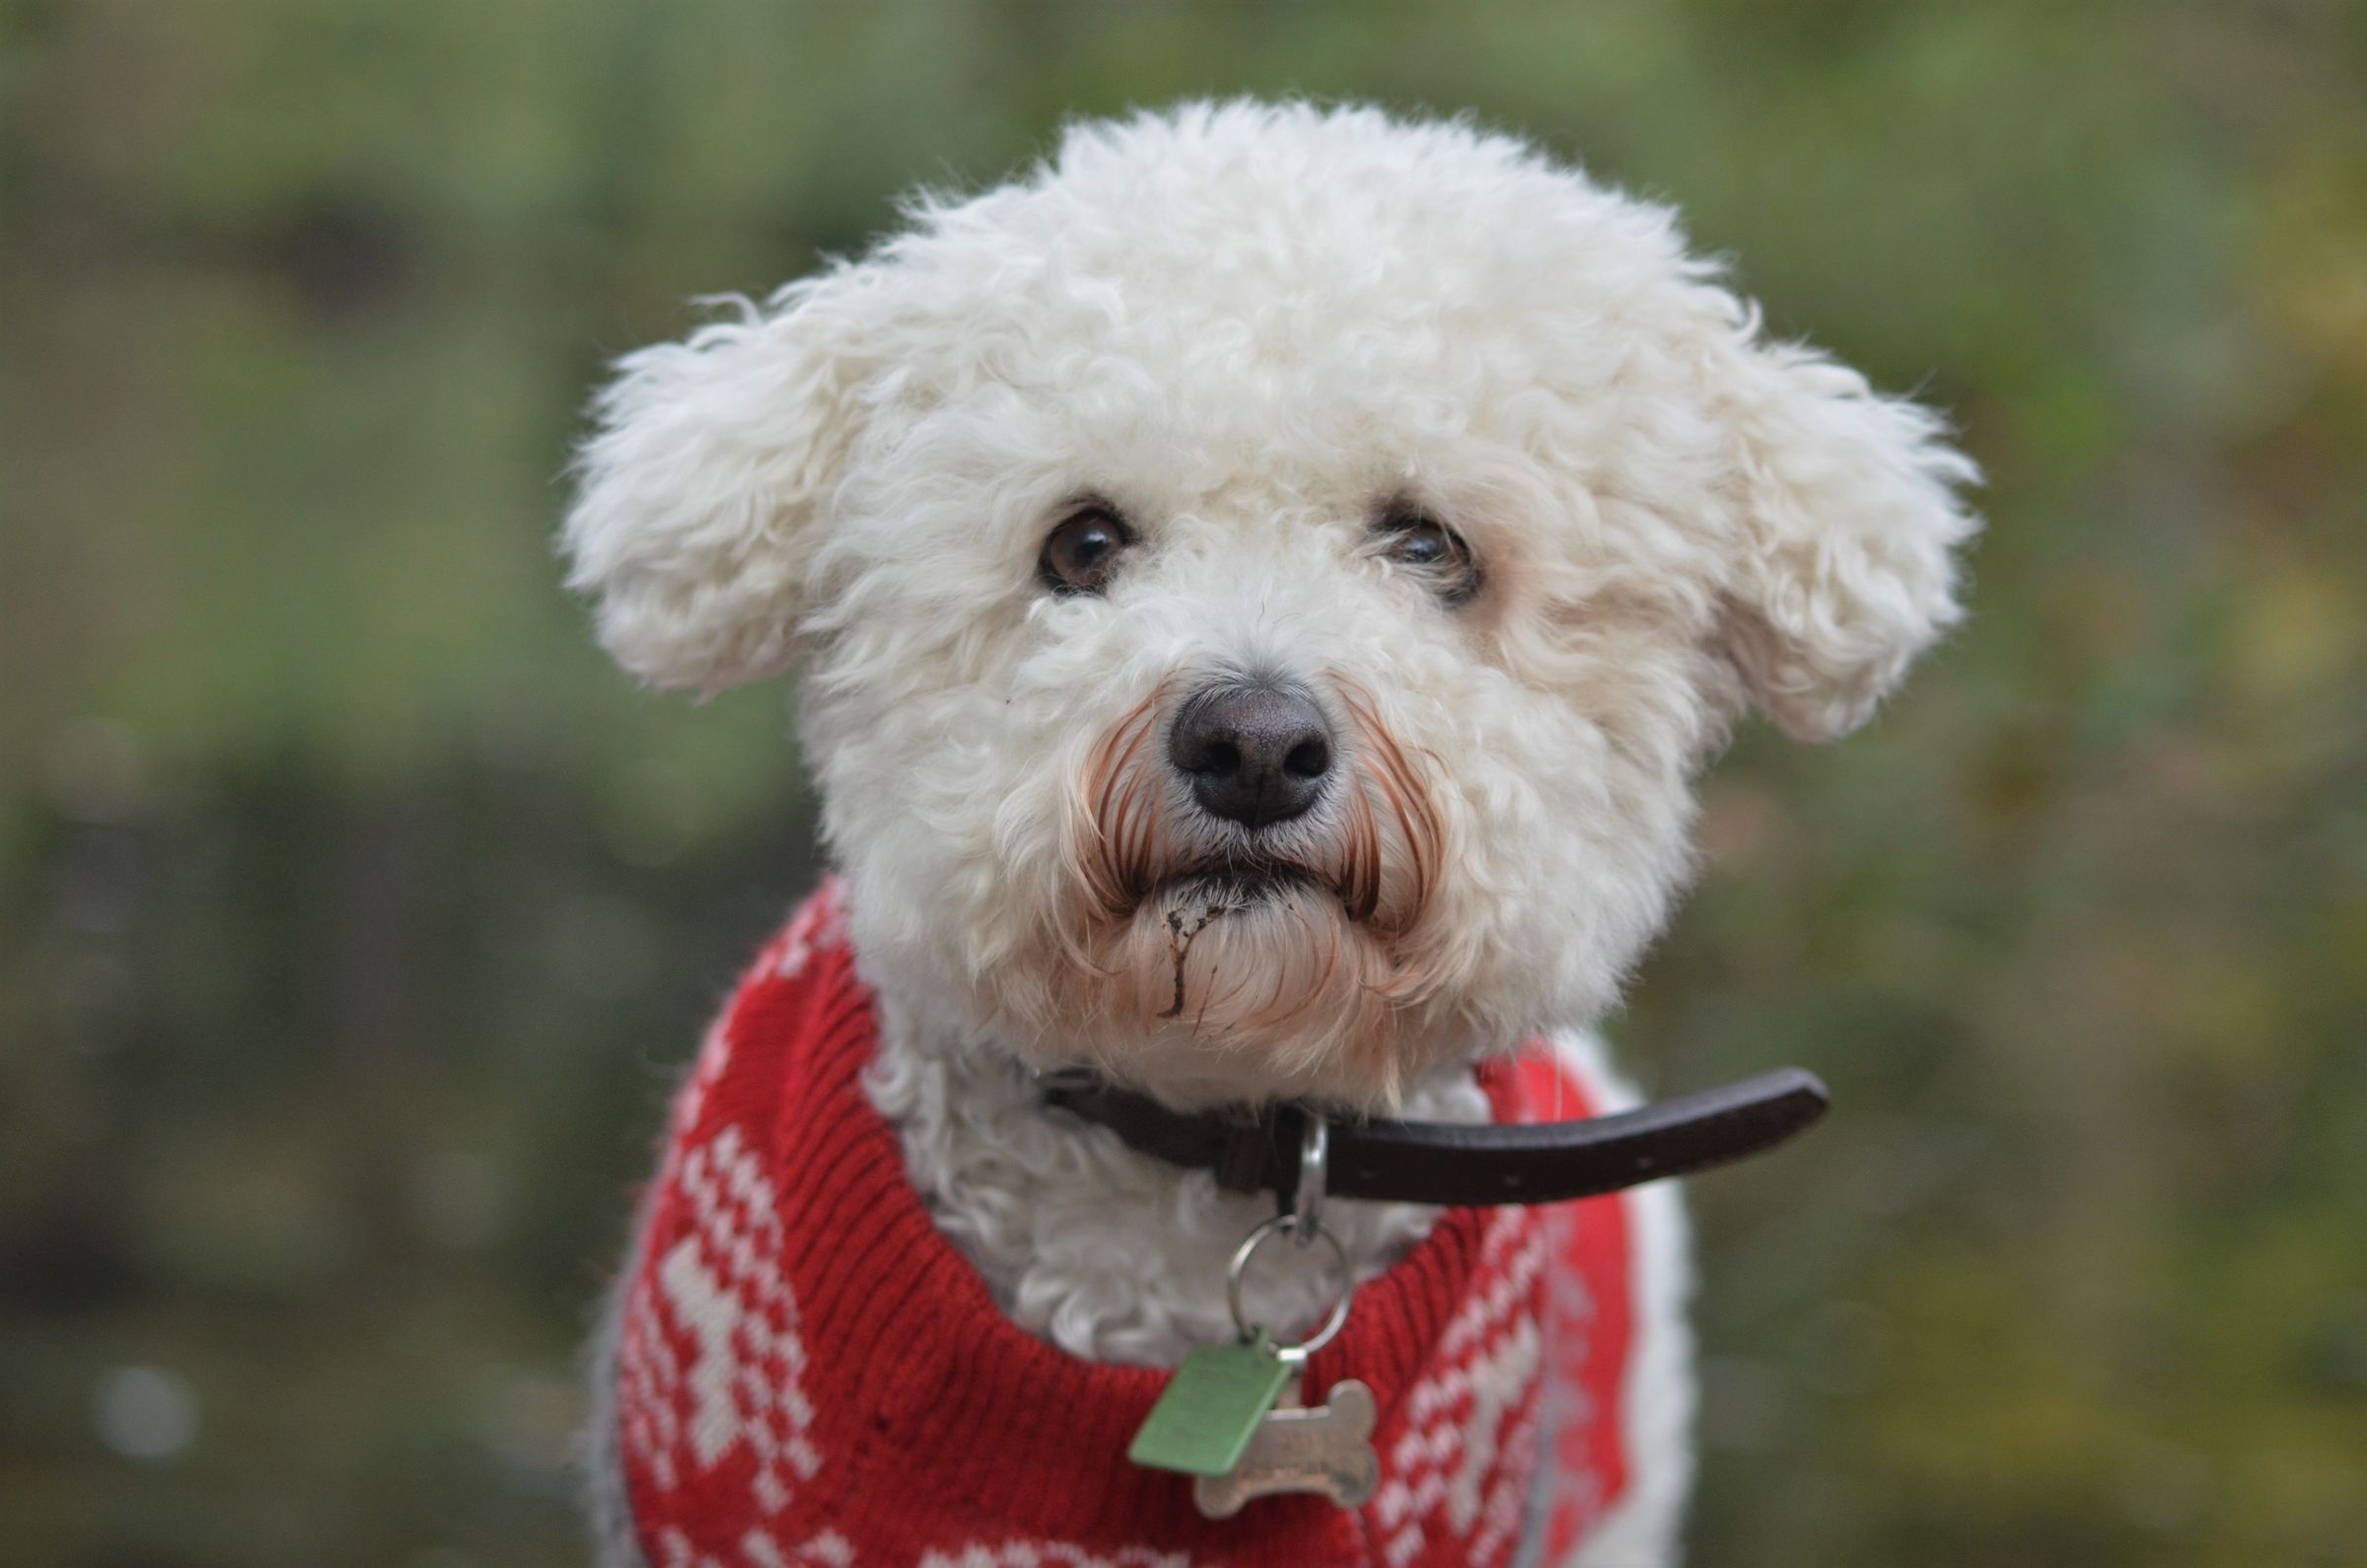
[1190,1378,1380,1518]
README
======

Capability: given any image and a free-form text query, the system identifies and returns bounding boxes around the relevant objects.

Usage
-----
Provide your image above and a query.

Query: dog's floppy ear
[561,265,886,694]
[1708,321,1980,742]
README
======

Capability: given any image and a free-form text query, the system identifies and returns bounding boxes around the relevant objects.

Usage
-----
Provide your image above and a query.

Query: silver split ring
[1226,1212,1354,1365]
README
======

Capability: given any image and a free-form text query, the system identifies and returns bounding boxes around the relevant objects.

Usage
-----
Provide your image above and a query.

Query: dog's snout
[1169,682,1332,829]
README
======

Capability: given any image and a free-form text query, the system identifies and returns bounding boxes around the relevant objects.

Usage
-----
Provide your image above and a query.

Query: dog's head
[562,102,1977,1109]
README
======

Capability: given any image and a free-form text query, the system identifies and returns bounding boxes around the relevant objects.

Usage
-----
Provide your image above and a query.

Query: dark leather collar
[1041,1064,1829,1209]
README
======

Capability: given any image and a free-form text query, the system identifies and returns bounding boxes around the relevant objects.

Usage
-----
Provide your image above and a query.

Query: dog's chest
[609,886,1637,1566]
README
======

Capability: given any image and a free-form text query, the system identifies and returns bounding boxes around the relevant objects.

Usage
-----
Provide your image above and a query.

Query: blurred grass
[3,2,2363,1564]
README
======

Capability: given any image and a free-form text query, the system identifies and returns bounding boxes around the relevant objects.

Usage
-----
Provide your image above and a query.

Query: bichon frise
[564,100,1976,1568]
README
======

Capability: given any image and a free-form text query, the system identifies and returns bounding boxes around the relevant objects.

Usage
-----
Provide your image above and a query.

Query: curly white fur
[863,994,1491,1363]
[564,100,1976,1567]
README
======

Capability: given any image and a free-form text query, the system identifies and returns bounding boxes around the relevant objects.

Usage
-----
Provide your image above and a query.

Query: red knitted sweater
[613,883,1636,1567]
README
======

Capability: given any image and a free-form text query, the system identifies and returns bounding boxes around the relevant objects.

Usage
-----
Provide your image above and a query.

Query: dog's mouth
[1154,856,1327,910]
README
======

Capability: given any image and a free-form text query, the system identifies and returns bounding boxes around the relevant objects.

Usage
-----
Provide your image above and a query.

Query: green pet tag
[1127,1333,1293,1477]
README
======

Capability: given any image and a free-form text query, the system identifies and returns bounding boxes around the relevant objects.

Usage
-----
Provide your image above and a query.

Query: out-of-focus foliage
[3,2,2362,1563]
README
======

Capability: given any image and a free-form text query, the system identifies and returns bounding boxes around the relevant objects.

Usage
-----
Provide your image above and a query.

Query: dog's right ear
[1700,317,1980,744]
[560,265,885,694]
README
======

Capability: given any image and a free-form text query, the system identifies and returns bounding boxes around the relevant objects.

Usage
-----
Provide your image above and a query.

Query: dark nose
[1169,682,1333,829]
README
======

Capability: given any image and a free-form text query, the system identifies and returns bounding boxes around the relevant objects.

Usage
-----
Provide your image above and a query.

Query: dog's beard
[1024,677,1465,1109]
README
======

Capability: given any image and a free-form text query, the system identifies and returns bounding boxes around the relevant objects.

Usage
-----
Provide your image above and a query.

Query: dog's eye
[1377,514,1480,606]
[1040,507,1133,596]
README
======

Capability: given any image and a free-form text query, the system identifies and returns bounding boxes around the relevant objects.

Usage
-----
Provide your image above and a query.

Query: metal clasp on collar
[1029,1065,1102,1096]
[1291,1110,1327,1247]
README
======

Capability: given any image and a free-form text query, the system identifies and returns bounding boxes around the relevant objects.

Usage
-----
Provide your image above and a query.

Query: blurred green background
[4,2,2363,1564]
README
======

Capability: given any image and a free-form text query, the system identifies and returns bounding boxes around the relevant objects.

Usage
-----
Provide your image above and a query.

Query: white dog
[565,101,1975,1568]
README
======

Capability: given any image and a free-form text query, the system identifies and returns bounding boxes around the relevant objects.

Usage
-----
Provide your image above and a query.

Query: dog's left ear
[1707,324,1980,742]
[560,264,888,695]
